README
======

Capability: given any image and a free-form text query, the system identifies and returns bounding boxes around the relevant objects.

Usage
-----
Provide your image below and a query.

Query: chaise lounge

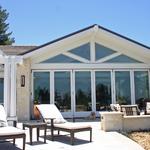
[36,104,92,145]
[0,105,26,150]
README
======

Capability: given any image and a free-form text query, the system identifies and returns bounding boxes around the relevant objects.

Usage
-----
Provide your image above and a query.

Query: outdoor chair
[145,102,150,115]
[110,104,120,111]
[0,105,26,150]
[120,105,140,116]
[36,104,92,145]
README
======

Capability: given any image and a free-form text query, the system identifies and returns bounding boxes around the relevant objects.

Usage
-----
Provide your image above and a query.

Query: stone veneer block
[100,112,123,131]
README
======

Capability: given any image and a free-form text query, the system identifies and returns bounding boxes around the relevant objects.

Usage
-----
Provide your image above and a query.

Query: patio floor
[0,120,144,150]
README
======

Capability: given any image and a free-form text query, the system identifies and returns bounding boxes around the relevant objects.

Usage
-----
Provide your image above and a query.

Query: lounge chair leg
[90,128,92,142]
[70,132,74,145]
[58,130,60,135]
[23,134,26,150]
[13,138,15,145]
[37,127,39,141]
[51,119,54,141]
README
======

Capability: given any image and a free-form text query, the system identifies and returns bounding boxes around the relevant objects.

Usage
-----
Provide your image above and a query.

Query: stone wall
[16,59,31,121]
[100,112,150,132]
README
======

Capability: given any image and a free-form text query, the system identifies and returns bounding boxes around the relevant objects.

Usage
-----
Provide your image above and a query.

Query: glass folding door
[115,71,131,104]
[54,71,71,112]
[33,72,50,104]
[95,71,111,111]
[75,71,91,111]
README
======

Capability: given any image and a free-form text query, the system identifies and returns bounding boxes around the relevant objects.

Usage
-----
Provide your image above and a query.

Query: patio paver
[0,121,144,150]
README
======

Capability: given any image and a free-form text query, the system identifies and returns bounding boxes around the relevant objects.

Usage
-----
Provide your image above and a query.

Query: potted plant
[33,92,41,120]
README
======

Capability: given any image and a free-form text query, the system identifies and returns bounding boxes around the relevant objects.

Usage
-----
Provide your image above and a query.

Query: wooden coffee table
[23,122,47,145]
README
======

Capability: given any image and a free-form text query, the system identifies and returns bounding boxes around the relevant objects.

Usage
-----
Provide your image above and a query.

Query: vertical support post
[4,56,11,116]
[10,56,17,117]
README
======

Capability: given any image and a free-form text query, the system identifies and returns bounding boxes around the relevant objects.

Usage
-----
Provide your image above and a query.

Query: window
[54,72,71,112]
[75,71,91,111]
[105,54,142,63]
[135,71,149,103]
[69,43,90,60]
[115,71,131,104]
[95,43,115,60]
[33,72,50,104]
[95,71,111,111]
[40,54,81,63]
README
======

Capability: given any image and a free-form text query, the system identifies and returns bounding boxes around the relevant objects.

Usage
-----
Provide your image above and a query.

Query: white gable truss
[22,25,150,69]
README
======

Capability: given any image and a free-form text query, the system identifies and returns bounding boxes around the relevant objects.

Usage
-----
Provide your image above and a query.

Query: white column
[10,57,17,117]
[4,56,11,116]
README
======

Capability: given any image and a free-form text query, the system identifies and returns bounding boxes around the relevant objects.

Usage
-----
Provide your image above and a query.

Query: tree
[0,5,14,45]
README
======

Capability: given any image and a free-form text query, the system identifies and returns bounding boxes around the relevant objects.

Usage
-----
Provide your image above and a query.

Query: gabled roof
[20,24,150,56]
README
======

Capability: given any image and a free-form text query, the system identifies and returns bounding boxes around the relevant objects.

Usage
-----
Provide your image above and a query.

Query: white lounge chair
[0,105,26,150]
[36,104,92,145]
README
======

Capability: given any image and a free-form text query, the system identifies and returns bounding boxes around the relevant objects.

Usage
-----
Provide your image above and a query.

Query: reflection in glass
[96,72,111,111]
[33,72,50,104]
[105,54,142,63]
[95,43,115,60]
[75,72,91,111]
[115,71,131,104]
[135,71,149,104]
[69,43,90,60]
[54,72,71,112]
[0,78,4,105]
[41,54,81,63]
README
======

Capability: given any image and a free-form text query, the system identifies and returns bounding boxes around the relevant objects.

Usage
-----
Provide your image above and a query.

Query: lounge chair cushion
[0,126,25,136]
[54,122,91,130]
[0,105,8,126]
[36,104,67,124]
[0,120,7,127]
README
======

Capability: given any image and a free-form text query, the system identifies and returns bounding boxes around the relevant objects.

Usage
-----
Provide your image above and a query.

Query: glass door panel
[134,71,149,106]
[54,72,71,112]
[33,72,50,104]
[95,71,111,111]
[75,71,91,111]
[115,71,131,104]
[0,78,4,105]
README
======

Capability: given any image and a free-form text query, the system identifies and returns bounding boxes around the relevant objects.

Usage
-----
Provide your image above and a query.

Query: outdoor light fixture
[21,75,25,87]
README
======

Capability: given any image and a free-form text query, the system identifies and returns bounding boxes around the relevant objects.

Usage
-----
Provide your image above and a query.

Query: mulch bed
[127,131,150,150]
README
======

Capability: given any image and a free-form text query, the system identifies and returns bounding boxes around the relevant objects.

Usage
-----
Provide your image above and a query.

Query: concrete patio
[0,121,144,150]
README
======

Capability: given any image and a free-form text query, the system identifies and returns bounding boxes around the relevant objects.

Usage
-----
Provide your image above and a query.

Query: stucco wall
[16,59,31,121]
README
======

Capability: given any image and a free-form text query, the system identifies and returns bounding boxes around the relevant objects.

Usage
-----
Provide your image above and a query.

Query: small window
[69,43,90,60]
[40,54,81,63]
[105,54,142,63]
[95,43,116,60]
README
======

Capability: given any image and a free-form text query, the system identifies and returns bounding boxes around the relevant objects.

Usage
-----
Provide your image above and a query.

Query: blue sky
[1,0,150,46]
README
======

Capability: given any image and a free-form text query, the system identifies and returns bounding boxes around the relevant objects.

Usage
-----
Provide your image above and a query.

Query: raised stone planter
[100,112,150,132]
[100,112,123,131]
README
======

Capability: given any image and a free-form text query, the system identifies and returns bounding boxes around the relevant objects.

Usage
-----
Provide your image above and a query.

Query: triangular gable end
[23,24,150,65]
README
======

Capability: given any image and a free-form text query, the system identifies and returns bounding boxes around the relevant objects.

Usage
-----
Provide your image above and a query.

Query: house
[0,24,150,121]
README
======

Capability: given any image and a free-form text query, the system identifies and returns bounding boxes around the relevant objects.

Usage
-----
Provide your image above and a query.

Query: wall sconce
[21,75,25,87]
